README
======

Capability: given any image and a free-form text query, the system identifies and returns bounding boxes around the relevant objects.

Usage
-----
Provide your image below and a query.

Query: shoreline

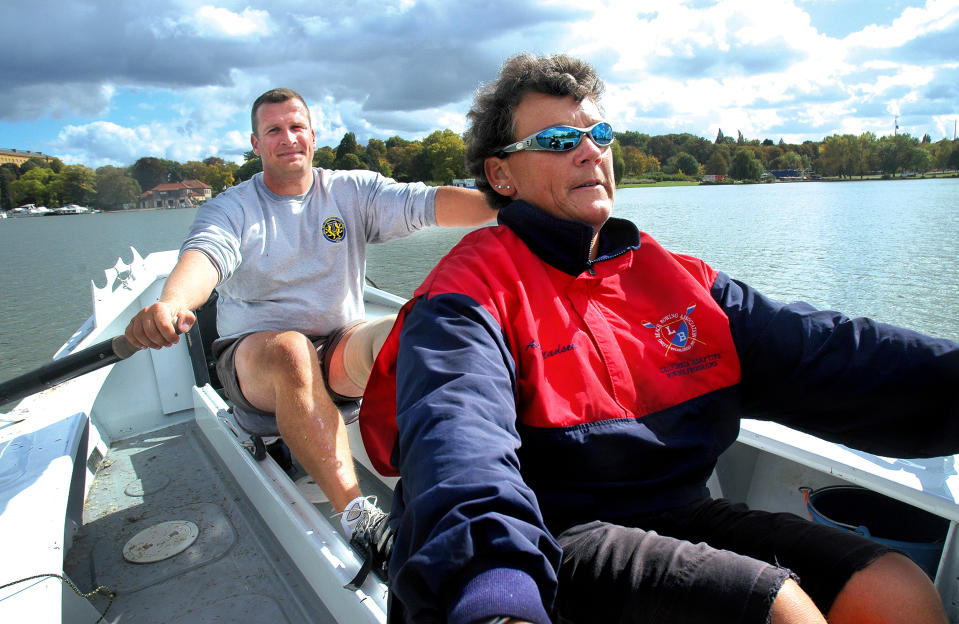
[618,171,958,189]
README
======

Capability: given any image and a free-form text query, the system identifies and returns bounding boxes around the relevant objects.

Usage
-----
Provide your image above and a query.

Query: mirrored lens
[591,122,614,145]
[535,126,582,151]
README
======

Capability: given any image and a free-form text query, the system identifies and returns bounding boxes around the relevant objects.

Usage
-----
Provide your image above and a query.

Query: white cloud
[5,0,959,165]
[846,0,959,48]
[155,4,273,39]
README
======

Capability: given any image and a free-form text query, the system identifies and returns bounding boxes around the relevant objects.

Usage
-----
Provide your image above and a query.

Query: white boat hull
[2,248,959,621]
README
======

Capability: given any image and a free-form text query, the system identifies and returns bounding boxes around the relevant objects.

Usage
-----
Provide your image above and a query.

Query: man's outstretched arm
[433,186,497,227]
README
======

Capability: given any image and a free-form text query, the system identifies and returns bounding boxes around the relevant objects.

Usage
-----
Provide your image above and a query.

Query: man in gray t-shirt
[124,88,495,582]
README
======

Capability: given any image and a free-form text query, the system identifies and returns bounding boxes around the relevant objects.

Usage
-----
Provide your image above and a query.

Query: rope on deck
[0,573,116,623]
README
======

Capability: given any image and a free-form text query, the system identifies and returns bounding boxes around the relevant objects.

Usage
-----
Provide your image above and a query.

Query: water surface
[2,177,956,397]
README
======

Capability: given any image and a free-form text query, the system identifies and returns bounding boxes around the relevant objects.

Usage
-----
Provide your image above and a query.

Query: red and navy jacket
[360,200,959,624]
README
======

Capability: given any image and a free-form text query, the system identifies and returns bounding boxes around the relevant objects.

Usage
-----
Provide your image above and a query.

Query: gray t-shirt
[182,167,437,340]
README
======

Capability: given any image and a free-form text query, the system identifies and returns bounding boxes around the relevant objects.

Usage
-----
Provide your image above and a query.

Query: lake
[1,177,957,401]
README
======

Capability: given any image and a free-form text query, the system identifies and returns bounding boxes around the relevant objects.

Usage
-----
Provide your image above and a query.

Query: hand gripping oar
[0,335,140,406]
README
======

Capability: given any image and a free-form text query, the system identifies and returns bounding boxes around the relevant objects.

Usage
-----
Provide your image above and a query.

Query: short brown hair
[251,88,310,135]
[465,53,605,208]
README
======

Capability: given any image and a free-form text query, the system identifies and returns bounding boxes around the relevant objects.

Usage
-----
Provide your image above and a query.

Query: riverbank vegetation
[2,127,957,213]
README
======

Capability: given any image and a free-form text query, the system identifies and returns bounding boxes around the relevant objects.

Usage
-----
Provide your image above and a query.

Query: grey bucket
[804,485,949,578]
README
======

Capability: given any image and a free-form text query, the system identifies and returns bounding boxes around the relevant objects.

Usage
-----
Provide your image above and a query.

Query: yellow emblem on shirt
[323,216,346,242]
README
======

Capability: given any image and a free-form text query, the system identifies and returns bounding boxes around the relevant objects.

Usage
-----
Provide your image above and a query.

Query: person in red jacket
[360,53,954,624]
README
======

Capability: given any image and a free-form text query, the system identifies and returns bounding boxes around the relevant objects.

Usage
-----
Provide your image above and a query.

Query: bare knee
[235,331,320,409]
[254,331,318,385]
[827,552,947,624]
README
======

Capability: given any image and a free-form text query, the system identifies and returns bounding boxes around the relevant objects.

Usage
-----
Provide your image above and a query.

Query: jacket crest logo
[322,217,346,242]
[642,303,705,356]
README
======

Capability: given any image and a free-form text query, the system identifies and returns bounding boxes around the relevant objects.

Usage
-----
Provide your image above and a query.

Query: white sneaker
[340,495,379,538]
[339,496,393,589]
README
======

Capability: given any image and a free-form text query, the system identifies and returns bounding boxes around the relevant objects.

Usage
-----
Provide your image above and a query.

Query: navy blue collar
[497,200,640,276]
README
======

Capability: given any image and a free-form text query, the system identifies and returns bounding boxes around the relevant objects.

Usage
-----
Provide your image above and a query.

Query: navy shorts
[553,498,891,623]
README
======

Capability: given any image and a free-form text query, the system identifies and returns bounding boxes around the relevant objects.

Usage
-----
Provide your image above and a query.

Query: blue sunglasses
[498,121,614,154]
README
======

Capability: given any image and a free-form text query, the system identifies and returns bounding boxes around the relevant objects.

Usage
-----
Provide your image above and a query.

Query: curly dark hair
[251,88,310,135]
[465,53,606,208]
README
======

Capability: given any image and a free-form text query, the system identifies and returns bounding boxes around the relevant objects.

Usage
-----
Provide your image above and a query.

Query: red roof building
[138,179,212,210]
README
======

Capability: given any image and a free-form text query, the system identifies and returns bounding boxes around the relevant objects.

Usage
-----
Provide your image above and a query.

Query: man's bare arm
[433,186,497,227]
[124,250,219,350]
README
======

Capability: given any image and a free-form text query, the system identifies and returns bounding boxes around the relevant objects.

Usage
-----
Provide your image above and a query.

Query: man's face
[492,93,615,230]
[251,98,316,181]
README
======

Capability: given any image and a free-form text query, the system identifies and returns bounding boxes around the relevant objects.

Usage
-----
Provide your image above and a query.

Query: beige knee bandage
[342,314,396,391]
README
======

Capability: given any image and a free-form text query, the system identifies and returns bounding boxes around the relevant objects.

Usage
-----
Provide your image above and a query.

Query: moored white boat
[1,248,959,622]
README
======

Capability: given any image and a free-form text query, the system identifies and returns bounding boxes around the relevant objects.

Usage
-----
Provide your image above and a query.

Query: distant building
[451,178,476,188]
[770,169,803,180]
[0,148,54,167]
[138,179,212,210]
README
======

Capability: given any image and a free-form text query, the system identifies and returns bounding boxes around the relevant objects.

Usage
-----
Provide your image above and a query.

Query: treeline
[614,128,959,182]
[3,127,958,212]
[0,156,239,212]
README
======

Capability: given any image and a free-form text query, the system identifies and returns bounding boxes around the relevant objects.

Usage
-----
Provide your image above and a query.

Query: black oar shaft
[0,336,139,405]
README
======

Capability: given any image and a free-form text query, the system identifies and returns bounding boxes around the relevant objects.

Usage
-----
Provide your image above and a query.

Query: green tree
[877,133,925,175]
[334,132,365,170]
[617,131,650,152]
[95,167,142,210]
[422,129,467,184]
[820,134,857,178]
[235,157,262,183]
[0,176,12,212]
[856,132,879,177]
[771,151,803,171]
[729,149,763,181]
[647,135,678,164]
[947,147,959,171]
[337,153,365,170]
[610,141,625,182]
[58,164,98,205]
[181,160,235,195]
[1,163,19,182]
[715,129,735,146]
[705,150,728,175]
[10,167,57,206]
[313,146,335,169]
[205,163,236,195]
[386,137,428,182]
[19,156,59,175]
[674,152,700,176]
[0,163,18,211]
[131,157,170,192]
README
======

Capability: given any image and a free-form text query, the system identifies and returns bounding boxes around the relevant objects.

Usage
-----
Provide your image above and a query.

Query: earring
[495,184,511,190]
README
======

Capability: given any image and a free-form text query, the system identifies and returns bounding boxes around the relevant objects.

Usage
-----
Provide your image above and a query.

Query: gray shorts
[554,498,891,623]
[212,323,362,435]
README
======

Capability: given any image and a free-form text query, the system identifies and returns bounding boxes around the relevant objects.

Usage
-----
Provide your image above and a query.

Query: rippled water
[2,177,957,395]
[611,179,959,339]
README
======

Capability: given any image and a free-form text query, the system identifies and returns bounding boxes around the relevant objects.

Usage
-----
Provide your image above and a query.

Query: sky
[1,0,957,169]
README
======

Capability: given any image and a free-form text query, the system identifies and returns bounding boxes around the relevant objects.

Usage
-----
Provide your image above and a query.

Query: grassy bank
[618,180,700,189]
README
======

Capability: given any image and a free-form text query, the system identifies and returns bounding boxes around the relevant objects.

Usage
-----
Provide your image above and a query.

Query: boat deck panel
[64,418,336,623]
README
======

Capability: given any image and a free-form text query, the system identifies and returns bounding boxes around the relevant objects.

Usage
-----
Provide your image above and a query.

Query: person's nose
[574,134,605,164]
